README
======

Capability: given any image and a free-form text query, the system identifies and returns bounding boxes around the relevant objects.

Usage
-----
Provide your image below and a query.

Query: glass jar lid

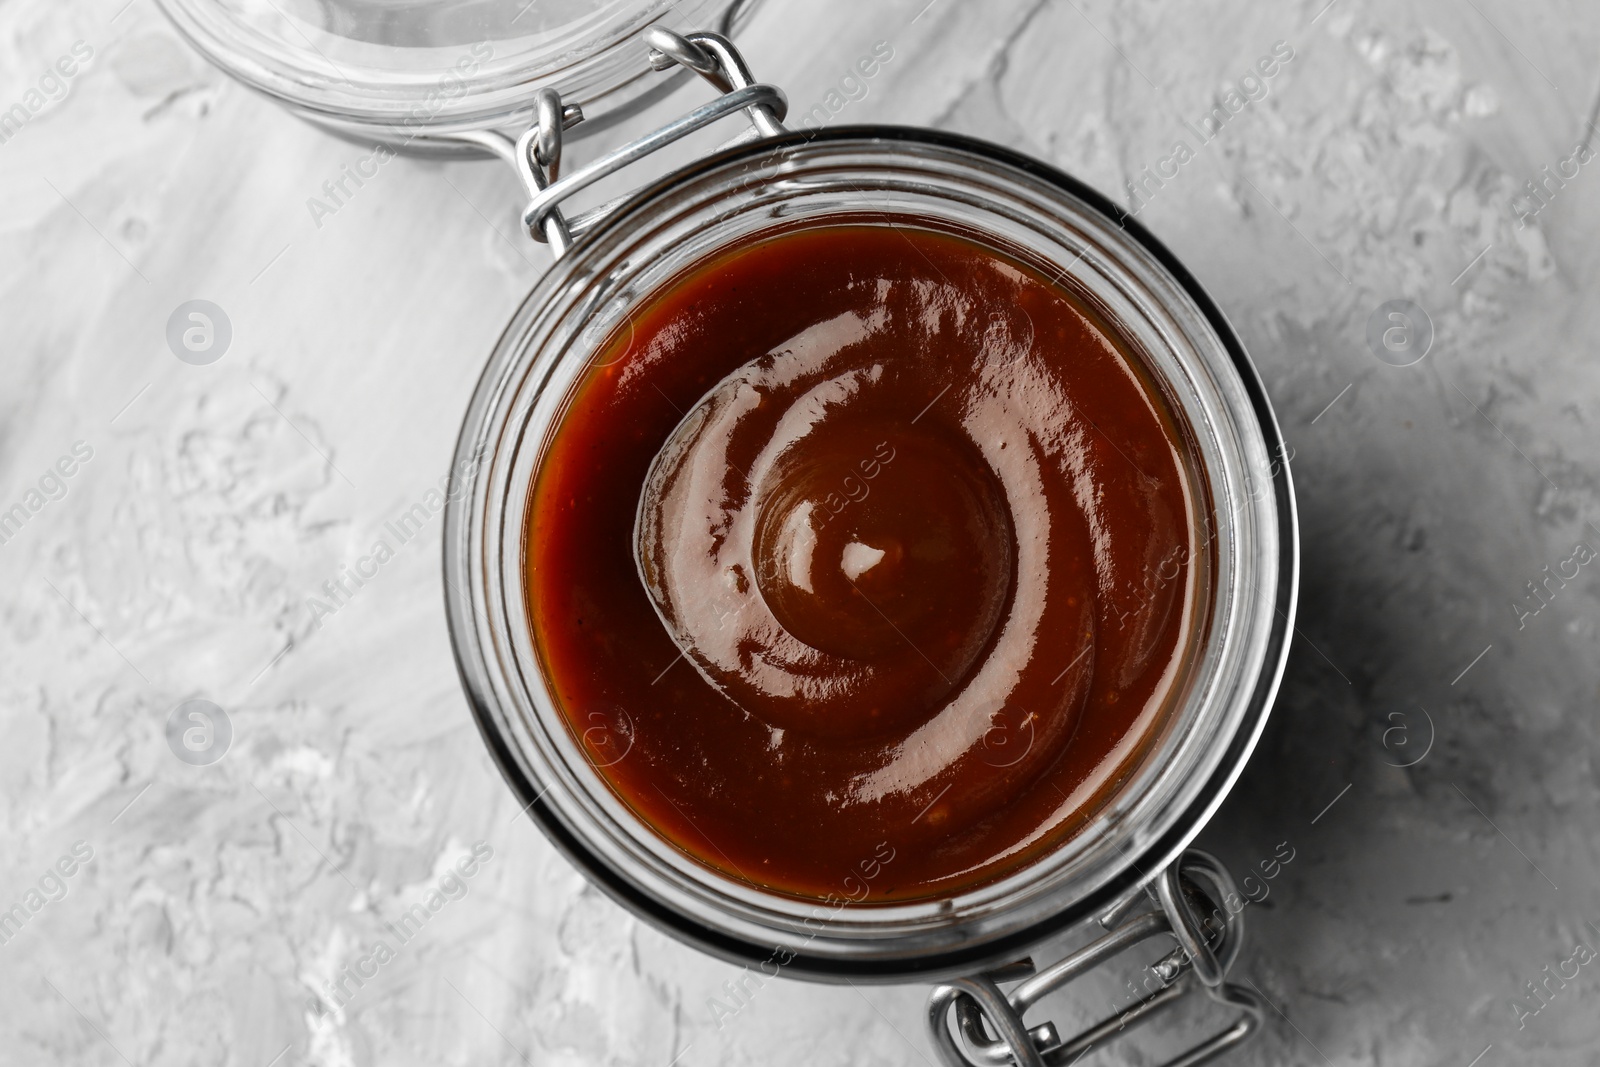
[154,0,758,138]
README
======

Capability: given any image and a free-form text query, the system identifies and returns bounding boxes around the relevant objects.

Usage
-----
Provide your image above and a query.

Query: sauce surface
[526,222,1207,901]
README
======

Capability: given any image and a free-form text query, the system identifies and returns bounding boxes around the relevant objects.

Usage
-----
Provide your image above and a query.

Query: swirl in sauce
[526,222,1208,901]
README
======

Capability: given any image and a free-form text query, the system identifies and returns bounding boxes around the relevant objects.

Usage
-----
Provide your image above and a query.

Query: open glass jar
[158,6,1297,1064]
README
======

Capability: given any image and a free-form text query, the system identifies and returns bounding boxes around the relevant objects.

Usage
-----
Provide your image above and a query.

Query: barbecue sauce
[525,221,1208,901]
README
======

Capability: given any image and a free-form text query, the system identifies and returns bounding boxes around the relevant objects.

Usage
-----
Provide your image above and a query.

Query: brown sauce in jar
[525,221,1209,901]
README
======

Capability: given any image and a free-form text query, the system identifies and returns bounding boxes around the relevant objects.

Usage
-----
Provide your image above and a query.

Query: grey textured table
[2,0,1596,1064]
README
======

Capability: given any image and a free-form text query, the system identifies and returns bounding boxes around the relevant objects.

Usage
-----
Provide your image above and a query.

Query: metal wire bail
[926,850,1265,1067]
[504,89,584,254]
[503,28,787,257]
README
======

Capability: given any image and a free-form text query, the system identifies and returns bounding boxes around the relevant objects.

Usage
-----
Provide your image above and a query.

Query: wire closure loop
[505,28,786,255]
[498,89,585,255]
[927,850,1265,1067]
[643,28,787,138]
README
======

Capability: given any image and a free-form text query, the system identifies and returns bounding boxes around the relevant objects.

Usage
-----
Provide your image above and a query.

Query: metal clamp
[445,92,586,253]
[927,851,1265,1067]
[461,28,788,257]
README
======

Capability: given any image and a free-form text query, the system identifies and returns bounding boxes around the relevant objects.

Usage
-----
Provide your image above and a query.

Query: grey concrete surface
[1,0,1597,1064]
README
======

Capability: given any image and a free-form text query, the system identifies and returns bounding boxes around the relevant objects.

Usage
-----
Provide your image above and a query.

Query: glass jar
[155,7,1298,1063]
[447,125,1295,972]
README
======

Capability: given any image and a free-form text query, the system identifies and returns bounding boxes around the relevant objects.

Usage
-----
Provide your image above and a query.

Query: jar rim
[152,0,758,140]
[444,126,1299,980]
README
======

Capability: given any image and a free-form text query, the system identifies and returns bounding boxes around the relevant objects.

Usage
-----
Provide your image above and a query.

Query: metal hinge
[927,851,1265,1067]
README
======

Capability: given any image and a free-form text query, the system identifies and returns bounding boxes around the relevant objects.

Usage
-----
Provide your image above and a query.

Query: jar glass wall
[443,128,1295,980]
